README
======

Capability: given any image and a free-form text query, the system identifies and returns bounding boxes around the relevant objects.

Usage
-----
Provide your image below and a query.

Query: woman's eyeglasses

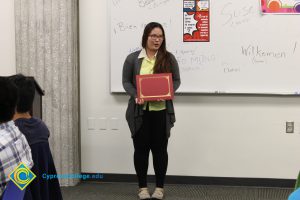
[149,34,164,40]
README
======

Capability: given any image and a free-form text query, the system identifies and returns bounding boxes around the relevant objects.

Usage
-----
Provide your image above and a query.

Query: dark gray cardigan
[122,50,181,138]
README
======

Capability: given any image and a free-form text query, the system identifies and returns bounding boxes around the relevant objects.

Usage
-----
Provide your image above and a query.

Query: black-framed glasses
[148,34,164,40]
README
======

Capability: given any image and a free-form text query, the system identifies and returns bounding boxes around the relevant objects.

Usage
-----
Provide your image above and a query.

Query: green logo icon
[9,162,36,190]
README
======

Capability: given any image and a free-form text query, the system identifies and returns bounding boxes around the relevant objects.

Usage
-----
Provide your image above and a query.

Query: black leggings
[133,109,168,188]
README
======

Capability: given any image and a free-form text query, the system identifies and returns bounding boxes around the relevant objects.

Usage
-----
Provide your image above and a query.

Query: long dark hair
[141,22,172,73]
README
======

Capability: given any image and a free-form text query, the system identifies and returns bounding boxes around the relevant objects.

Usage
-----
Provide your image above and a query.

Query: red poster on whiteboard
[183,0,210,42]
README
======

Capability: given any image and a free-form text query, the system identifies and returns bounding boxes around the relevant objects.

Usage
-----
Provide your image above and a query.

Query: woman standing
[122,22,181,200]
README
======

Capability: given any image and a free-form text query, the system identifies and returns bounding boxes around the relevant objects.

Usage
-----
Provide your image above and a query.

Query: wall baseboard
[81,173,295,188]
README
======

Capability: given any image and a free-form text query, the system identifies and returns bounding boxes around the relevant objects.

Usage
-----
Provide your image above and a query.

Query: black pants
[133,109,168,188]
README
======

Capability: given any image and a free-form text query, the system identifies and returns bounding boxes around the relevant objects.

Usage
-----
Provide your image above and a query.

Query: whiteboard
[110,0,300,94]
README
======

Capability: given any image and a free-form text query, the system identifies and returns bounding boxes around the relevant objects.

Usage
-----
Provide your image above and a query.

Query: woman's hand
[135,98,144,105]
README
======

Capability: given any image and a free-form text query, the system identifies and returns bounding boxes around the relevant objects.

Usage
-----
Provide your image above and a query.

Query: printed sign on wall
[261,0,300,14]
[183,0,210,42]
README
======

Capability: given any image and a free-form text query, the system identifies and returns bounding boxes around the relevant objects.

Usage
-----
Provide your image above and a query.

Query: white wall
[0,0,16,75]
[80,0,300,179]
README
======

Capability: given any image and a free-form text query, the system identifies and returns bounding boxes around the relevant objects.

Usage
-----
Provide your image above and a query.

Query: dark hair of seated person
[9,74,35,113]
[0,77,18,123]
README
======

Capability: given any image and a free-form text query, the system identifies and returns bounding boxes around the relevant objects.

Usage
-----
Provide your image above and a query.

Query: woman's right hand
[135,98,144,105]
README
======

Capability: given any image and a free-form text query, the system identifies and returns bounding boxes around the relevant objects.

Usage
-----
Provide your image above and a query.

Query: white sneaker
[151,187,164,199]
[138,187,151,200]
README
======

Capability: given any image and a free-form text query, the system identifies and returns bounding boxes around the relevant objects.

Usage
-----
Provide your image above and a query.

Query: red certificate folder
[136,73,174,101]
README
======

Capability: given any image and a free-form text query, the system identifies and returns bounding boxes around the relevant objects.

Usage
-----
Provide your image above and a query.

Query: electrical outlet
[97,117,108,130]
[286,121,294,133]
[109,117,119,130]
[87,117,95,130]
[295,122,300,134]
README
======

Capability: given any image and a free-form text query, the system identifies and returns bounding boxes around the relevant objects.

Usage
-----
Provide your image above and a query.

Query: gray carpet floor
[61,182,293,200]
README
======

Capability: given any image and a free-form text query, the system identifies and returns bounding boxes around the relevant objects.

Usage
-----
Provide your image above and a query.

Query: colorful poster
[261,0,300,14]
[183,0,210,42]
